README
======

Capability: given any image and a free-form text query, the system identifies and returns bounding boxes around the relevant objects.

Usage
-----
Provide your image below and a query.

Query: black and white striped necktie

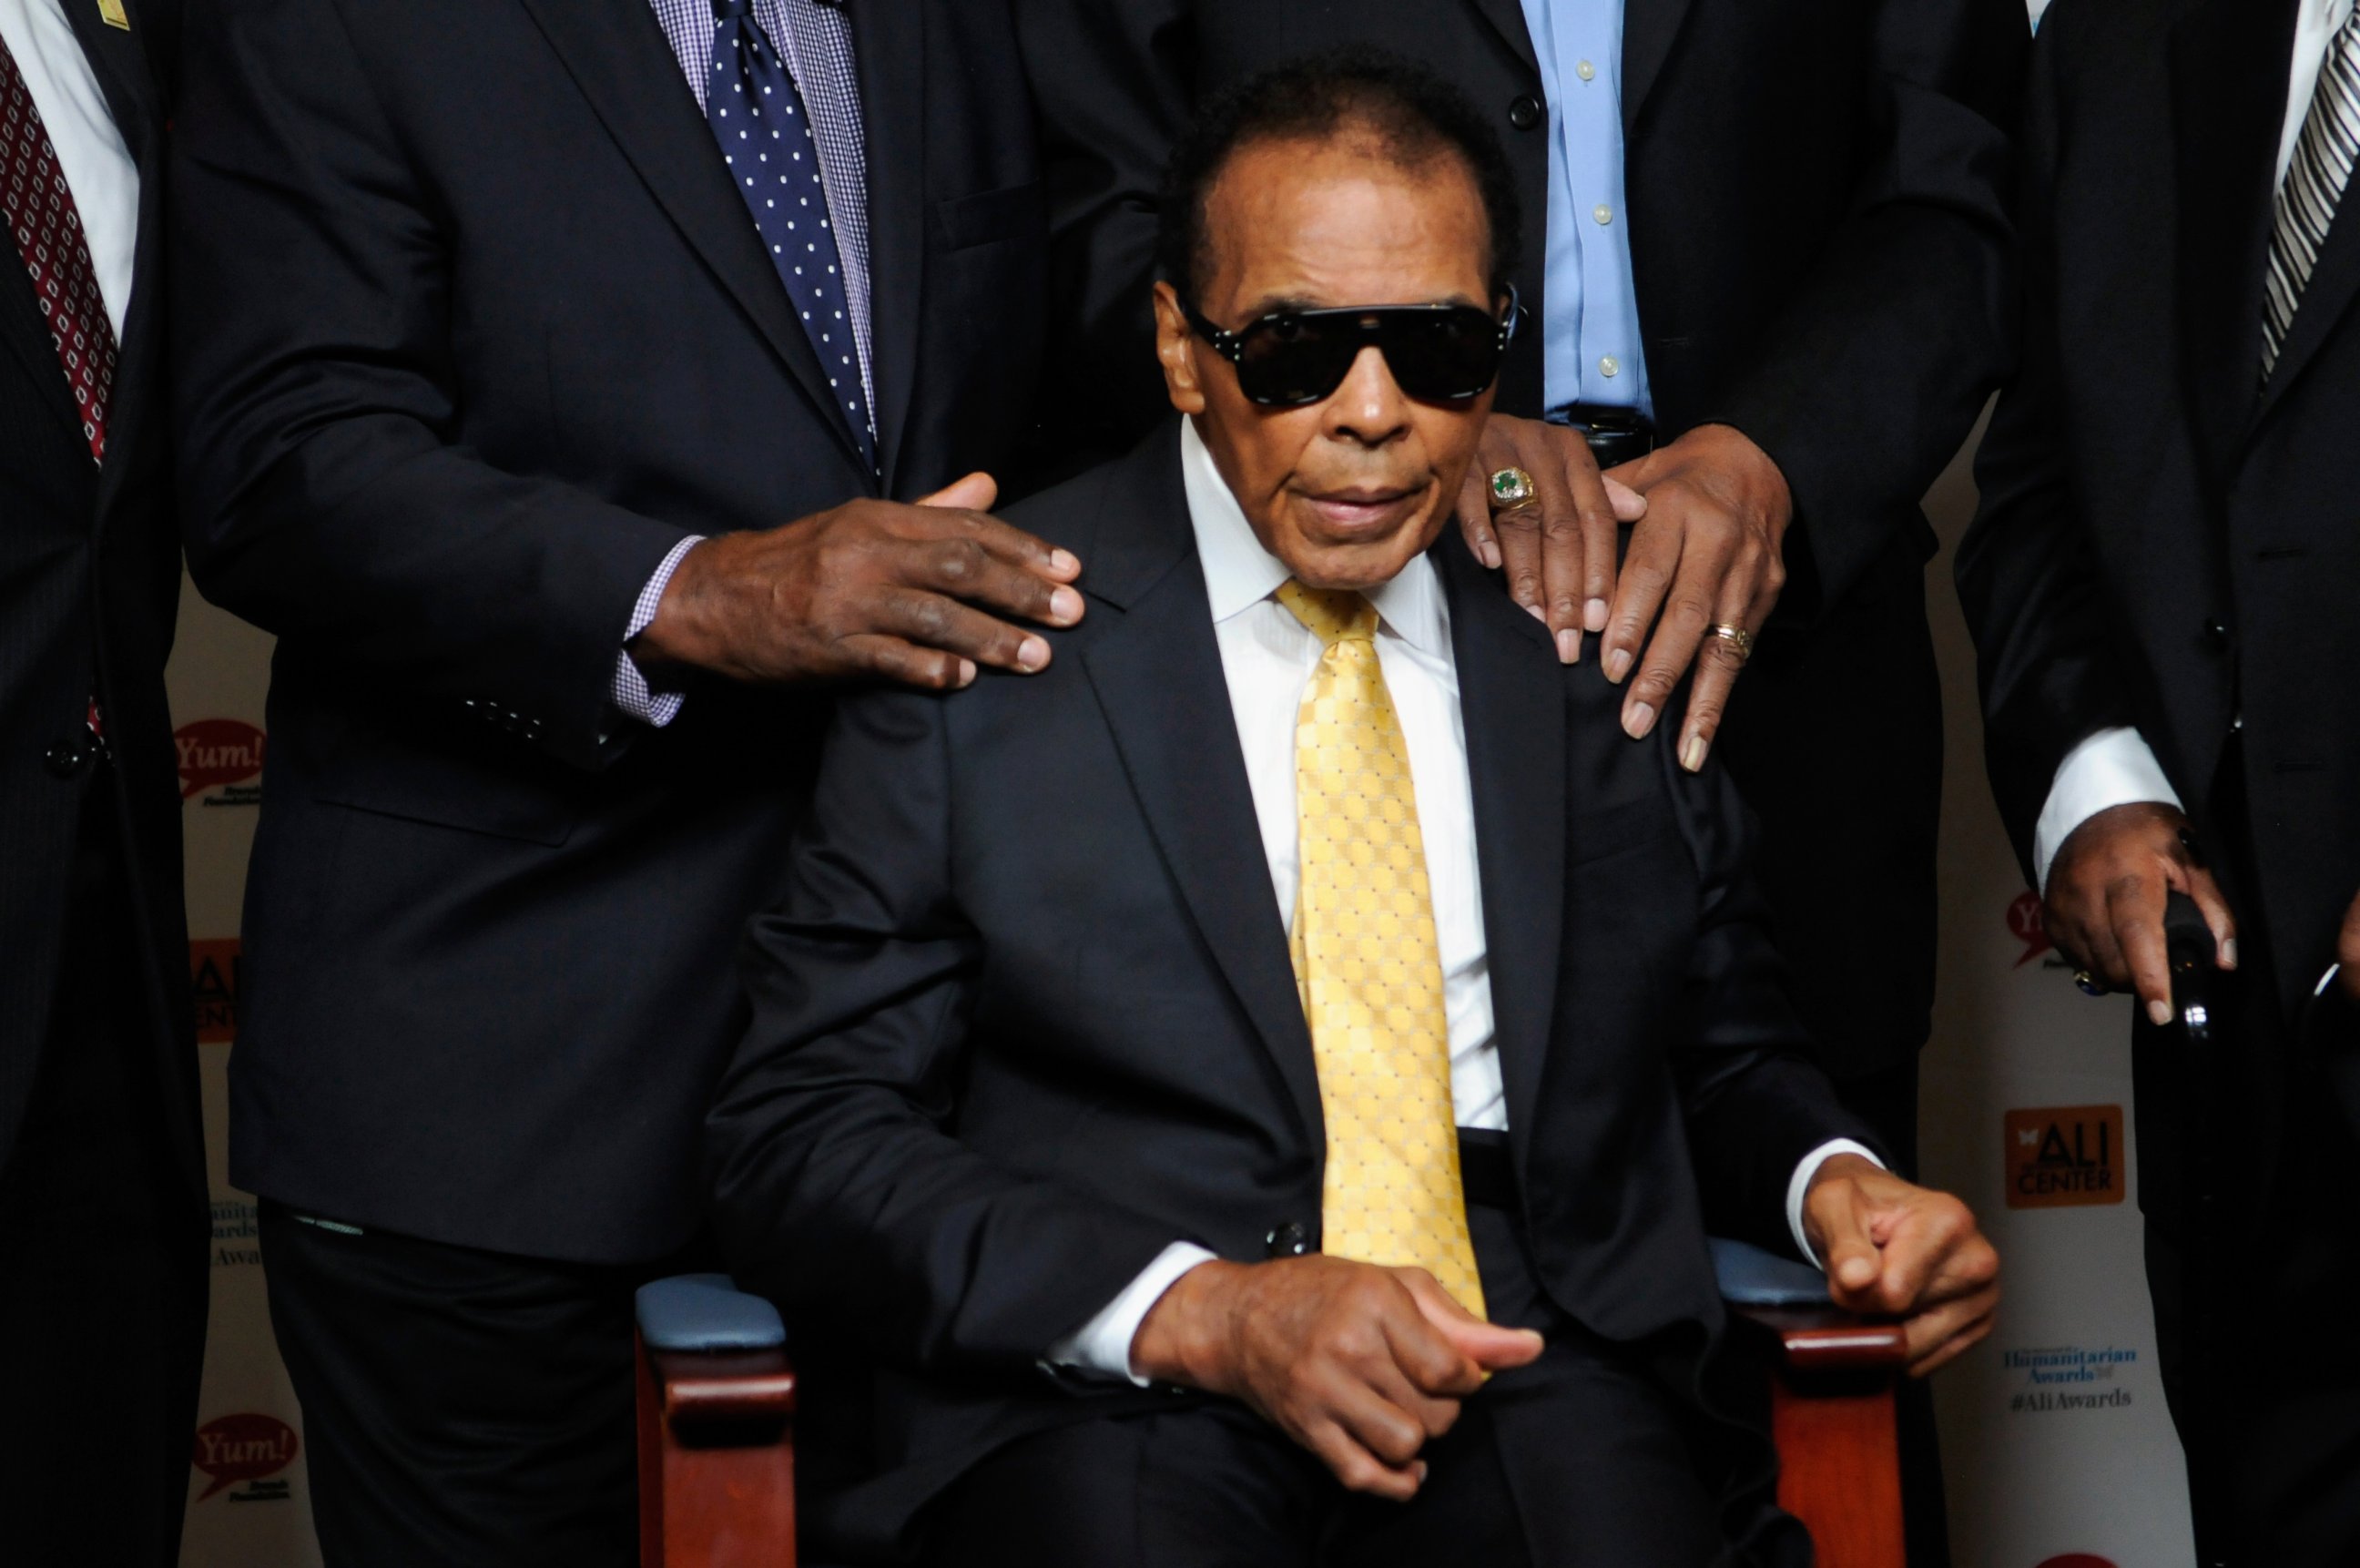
[2263,6,2360,378]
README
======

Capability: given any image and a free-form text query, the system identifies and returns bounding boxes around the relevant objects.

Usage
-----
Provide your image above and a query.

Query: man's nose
[1325,343,1411,446]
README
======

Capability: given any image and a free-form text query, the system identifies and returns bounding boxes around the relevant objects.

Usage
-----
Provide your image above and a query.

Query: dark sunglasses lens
[1231,315,1361,405]
[1379,308,1505,401]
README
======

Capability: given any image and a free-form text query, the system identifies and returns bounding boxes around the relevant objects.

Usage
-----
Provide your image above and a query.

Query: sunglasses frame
[1180,286,1523,407]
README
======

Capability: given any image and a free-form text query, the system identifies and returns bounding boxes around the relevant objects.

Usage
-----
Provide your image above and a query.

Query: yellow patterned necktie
[1276,579,1486,1319]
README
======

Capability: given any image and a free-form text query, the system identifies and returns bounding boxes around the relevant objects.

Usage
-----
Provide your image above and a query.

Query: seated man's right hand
[633,473,1085,690]
[1129,1256,1544,1501]
[2045,801,2237,1027]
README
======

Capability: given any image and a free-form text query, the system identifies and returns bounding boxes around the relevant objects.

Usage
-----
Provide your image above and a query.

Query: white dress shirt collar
[1178,415,1450,660]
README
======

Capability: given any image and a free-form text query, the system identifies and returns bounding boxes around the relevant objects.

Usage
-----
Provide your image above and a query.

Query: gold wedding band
[1489,466,1537,510]
[1708,623,1755,664]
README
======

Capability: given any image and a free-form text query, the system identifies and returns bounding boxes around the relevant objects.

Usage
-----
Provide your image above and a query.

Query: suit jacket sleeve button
[2202,616,2231,647]
[1265,1221,1309,1257]
[1507,94,1543,131]
[45,738,87,778]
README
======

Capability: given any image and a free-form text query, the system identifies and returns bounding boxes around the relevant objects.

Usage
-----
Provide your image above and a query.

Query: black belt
[1544,404,1655,470]
[1457,1128,1516,1211]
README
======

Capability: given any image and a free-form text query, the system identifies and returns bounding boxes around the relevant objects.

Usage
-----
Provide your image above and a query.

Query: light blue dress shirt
[1518,0,1653,417]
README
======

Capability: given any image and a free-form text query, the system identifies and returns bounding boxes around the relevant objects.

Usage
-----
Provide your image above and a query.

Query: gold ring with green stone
[1489,466,1537,510]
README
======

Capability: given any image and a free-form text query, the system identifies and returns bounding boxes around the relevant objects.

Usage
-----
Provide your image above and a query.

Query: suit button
[1507,94,1543,131]
[1265,1221,1310,1258]
[44,737,88,777]
[2202,617,2231,647]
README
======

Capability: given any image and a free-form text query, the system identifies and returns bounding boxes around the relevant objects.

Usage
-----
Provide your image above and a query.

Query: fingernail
[1050,586,1083,623]
[1017,637,1049,672]
[2148,998,2172,1027]
[1525,602,1548,623]
[1605,647,1633,684]
[1584,598,1609,632]
[1555,628,1580,665]
[1048,549,1079,575]
[2221,937,2239,968]
[956,658,977,687]
[1624,701,1656,739]
[1681,732,1707,772]
[1481,540,1502,569]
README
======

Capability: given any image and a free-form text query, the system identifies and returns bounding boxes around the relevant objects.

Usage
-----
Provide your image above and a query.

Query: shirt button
[1576,58,1596,80]
[1507,94,1543,130]
[1592,202,1613,226]
[1599,355,1621,378]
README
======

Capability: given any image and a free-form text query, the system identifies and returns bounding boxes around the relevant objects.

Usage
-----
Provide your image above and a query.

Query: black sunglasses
[1180,288,1521,407]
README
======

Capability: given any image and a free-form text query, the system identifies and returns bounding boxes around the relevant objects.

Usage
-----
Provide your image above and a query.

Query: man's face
[1155,136,1499,592]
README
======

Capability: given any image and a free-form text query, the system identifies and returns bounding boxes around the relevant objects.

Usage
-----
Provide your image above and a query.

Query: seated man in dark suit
[708,55,1999,1568]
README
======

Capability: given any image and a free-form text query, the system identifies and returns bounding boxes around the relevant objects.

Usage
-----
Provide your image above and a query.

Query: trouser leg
[259,1203,658,1568]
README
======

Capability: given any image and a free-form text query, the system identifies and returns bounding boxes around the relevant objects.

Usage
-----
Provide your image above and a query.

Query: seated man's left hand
[1801,1154,1999,1378]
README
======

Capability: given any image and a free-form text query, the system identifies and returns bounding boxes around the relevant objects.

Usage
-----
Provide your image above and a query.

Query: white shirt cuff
[609,535,704,728]
[2030,726,2182,891]
[1787,1138,1884,1268]
[1043,1241,1219,1386]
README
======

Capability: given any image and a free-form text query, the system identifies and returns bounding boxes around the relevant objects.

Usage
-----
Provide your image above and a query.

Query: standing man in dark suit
[710,56,2000,1567]
[170,0,1073,1560]
[0,0,207,1562]
[1018,0,2027,1176]
[1959,0,2360,1559]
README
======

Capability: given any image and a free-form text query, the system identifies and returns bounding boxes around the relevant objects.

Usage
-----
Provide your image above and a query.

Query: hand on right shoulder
[631,473,1084,690]
[1130,1255,1542,1501]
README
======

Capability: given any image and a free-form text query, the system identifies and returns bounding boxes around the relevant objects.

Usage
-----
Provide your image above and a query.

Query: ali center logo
[176,717,266,806]
[192,1412,299,1503]
[2005,1105,2125,1208]
[189,938,240,1044]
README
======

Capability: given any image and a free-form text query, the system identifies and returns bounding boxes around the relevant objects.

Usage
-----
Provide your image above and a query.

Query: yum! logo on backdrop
[191,1412,299,1502]
[175,718,266,803]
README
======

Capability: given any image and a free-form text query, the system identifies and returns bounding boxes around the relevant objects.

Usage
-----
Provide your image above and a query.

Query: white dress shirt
[0,0,138,339]
[2032,0,2351,891]
[1047,421,1872,1383]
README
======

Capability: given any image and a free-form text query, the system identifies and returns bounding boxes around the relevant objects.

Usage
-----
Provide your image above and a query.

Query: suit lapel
[1461,0,1539,70]
[2256,176,2360,424]
[514,0,869,473]
[1622,0,1693,133]
[1436,535,1565,1169]
[0,259,78,443]
[1079,429,1326,1143]
[850,0,924,494]
[58,0,153,160]
[2170,0,2297,479]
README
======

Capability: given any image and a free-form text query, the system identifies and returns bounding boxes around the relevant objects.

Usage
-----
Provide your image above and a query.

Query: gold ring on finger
[1708,623,1754,664]
[1488,466,1538,510]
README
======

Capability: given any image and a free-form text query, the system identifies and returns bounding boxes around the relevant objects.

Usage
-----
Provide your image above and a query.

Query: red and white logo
[2009,889,2053,968]
[191,1412,299,1501]
[175,718,267,799]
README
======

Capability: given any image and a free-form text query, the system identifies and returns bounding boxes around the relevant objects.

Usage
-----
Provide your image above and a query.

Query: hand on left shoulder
[1802,1154,1999,1378]
[1599,424,1791,775]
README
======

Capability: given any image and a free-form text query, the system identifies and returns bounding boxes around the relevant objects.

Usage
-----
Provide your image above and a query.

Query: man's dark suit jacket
[0,0,201,1228]
[1015,0,2028,1093]
[707,423,1877,1556]
[170,0,1046,1263]
[1959,0,2358,1054]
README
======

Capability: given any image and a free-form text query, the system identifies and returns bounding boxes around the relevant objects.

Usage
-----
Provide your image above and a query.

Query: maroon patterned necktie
[0,33,118,465]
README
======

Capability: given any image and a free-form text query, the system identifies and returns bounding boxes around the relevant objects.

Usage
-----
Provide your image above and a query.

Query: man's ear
[1152,280,1207,415]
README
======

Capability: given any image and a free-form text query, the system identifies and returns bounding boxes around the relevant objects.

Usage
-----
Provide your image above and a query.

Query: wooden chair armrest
[636,1277,799,1568]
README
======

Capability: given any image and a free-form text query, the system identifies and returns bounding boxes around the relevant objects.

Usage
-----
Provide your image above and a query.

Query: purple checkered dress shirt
[612,0,873,728]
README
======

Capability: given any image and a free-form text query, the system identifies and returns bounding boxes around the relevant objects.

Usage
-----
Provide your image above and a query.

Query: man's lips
[1300,486,1418,529]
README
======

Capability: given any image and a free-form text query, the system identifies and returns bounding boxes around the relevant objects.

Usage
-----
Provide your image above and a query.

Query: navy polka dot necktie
[706,0,876,472]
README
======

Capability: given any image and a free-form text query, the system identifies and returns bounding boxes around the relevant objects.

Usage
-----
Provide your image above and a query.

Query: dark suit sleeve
[1661,732,1884,1257]
[1708,0,2026,612]
[706,686,1184,1373]
[1952,26,2133,879]
[170,0,691,770]
[1013,0,1195,456]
